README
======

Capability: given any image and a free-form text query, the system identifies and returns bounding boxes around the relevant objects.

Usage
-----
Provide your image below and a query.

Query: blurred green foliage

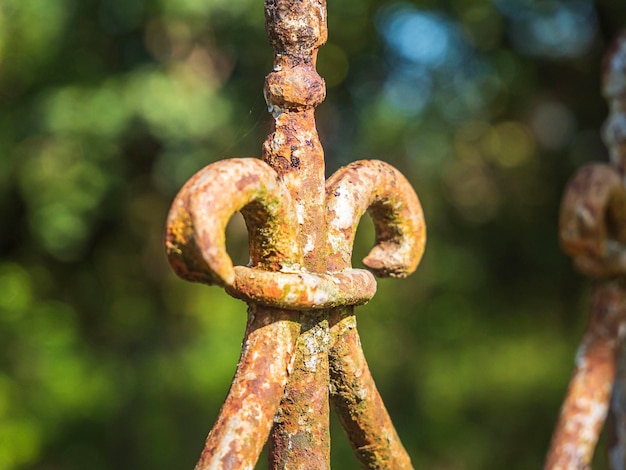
[1,0,626,468]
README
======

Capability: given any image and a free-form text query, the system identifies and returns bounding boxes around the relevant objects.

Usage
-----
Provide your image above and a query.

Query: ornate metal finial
[165,0,425,468]
[546,33,626,470]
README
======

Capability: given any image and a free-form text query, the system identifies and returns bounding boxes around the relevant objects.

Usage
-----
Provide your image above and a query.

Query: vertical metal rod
[544,283,626,469]
[546,32,626,470]
[609,345,626,470]
[269,311,332,469]
[603,32,626,470]
[263,0,331,466]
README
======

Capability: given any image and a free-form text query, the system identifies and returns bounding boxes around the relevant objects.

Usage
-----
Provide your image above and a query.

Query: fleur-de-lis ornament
[165,1,425,468]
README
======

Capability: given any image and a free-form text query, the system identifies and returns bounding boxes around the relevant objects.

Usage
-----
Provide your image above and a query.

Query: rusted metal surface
[609,346,626,470]
[228,267,376,310]
[329,308,414,469]
[560,163,626,278]
[325,160,424,469]
[604,32,626,470]
[165,0,426,468]
[546,33,626,470]
[325,160,426,277]
[195,306,300,470]
[262,0,332,466]
[603,32,626,170]
[263,0,327,272]
[545,283,626,469]
[166,158,301,286]
[269,310,332,469]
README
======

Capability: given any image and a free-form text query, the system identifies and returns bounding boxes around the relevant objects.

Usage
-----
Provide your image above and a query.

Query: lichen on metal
[164,0,426,468]
[227,266,377,310]
[546,32,626,470]
[326,160,426,277]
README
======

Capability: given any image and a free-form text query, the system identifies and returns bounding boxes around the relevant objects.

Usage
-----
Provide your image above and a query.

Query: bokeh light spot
[486,121,536,168]
[382,9,451,67]
[0,264,32,315]
[531,100,576,151]
[495,0,597,58]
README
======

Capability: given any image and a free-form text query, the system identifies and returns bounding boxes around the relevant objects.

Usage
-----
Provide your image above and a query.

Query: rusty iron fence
[164,0,626,468]
[165,0,424,468]
[545,33,626,469]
